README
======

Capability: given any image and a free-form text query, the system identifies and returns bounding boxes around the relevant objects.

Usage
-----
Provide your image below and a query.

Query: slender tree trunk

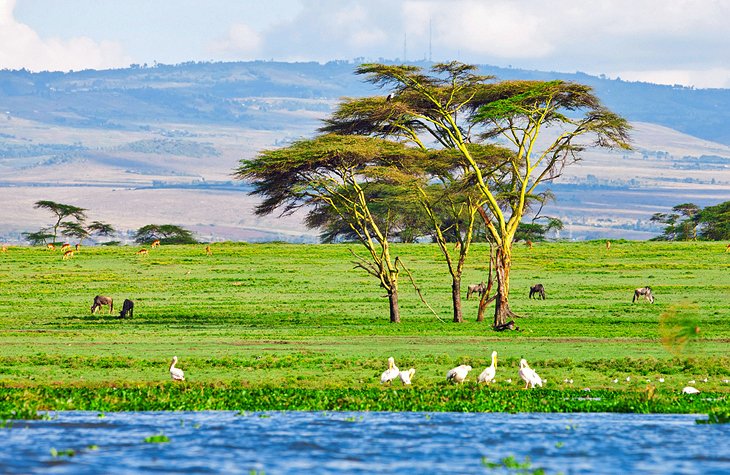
[493,245,518,327]
[452,278,463,323]
[388,289,400,323]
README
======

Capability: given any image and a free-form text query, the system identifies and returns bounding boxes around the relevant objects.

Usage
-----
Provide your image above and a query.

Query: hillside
[0,61,729,243]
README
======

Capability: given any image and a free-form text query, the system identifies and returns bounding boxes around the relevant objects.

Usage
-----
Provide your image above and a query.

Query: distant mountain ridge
[1,60,729,145]
[0,60,728,243]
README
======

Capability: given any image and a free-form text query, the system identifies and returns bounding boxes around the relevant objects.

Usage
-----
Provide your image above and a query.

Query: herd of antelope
[28,239,215,260]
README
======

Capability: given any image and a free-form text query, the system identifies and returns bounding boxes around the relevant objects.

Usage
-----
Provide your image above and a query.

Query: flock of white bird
[380,351,543,389]
[168,353,712,394]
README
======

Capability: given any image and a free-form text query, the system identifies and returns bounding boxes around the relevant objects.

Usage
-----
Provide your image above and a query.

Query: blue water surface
[0,411,728,474]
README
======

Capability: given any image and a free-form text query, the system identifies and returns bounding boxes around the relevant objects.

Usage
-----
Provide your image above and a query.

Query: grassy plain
[0,241,728,415]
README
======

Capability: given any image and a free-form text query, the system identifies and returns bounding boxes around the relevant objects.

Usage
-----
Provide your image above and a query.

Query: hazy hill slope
[0,61,728,243]
[1,61,728,144]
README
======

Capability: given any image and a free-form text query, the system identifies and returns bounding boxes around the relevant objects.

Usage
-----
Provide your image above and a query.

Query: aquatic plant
[482,455,546,474]
[697,410,730,424]
[144,433,170,443]
[50,448,75,457]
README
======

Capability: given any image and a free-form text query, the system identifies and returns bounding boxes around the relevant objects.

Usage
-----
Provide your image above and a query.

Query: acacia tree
[60,221,90,245]
[650,203,701,241]
[322,63,630,327]
[134,224,197,244]
[235,134,423,323]
[390,146,509,322]
[33,200,87,243]
[87,221,117,243]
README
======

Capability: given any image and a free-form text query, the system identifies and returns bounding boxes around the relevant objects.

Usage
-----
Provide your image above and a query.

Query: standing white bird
[446,365,472,383]
[518,359,542,389]
[478,351,497,384]
[682,386,700,394]
[380,357,400,384]
[169,356,184,381]
[399,368,416,385]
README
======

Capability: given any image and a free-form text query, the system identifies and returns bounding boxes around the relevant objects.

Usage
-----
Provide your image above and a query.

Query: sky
[1,0,729,89]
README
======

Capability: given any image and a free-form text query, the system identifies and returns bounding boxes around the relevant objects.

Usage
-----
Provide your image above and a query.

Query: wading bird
[682,386,700,394]
[446,365,472,383]
[399,368,415,385]
[170,356,185,381]
[380,357,399,384]
[518,359,543,389]
[478,351,497,384]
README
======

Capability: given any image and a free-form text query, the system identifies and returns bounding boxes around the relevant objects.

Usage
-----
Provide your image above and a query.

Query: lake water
[0,411,728,474]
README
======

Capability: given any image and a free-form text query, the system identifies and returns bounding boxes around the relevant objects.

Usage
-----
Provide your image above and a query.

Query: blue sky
[2,0,729,88]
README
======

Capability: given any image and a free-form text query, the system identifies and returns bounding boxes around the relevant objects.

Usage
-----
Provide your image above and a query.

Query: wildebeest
[91,295,113,314]
[633,287,654,303]
[529,283,546,300]
[466,282,487,300]
[119,299,134,319]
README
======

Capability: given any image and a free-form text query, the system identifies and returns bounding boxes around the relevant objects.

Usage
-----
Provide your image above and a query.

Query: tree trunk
[493,245,518,327]
[452,278,463,323]
[388,289,401,323]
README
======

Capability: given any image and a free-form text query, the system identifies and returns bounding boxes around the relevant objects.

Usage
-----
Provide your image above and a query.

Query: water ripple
[0,412,727,474]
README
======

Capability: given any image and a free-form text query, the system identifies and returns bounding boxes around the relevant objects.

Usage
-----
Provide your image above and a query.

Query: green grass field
[0,241,728,415]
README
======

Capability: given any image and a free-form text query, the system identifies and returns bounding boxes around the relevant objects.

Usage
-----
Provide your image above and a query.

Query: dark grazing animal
[91,295,113,314]
[119,299,134,319]
[529,284,546,300]
[633,287,654,303]
[466,282,487,300]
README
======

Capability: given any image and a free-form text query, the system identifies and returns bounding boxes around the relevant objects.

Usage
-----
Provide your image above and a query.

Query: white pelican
[169,356,184,381]
[399,368,415,385]
[518,359,542,389]
[682,386,700,394]
[612,379,619,384]
[380,357,399,384]
[446,365,472,383]
[658,378,665,383]
[478,351,497,384]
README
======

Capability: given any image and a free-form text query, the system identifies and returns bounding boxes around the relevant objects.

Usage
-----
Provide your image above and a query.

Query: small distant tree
[87,221,116,243]
[60,221,90,245]
[133,224,197,244]
[33,200,87,243]
[651,203,701,241]
[22,229,54,246]
[697,201,730,240]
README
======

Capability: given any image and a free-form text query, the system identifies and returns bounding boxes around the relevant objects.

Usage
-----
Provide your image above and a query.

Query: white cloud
[613,68,730,89]
[0,0,130,71]
[208,23,262,59]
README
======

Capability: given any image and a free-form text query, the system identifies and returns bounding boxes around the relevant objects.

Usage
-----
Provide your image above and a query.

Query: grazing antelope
[726,243,730,253]
[633,287,655,303]
[136,248,149,256]
[91,295,113,314]
[466,282,487,300]
[119,299,134,319]
[1,244,7,253]
[606,240,611,250]
[46,243,56,251]
[529,283,546,300]
[75,243,81,251]
[151,240,161,248]
[205,245,212,256]
[62,250,74,260]
[525,240,533,249]
[61,243,71,251]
